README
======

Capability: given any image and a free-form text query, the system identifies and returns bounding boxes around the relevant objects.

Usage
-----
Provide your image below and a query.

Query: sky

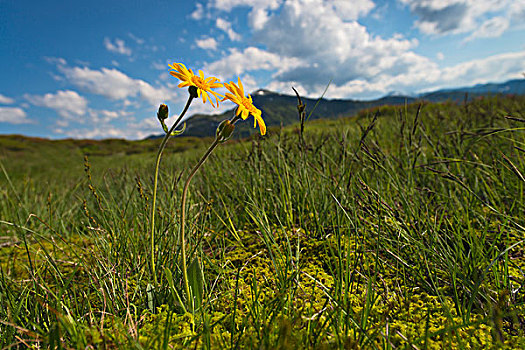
[1,0,524,140]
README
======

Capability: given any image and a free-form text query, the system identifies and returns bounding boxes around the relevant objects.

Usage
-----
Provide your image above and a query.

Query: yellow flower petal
[221,77,265,134]
[237,77,244,96]
[169,62,223,108]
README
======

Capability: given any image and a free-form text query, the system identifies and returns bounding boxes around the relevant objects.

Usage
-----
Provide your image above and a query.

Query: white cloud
[216,18,241,41]
[247,0,422,89]
[204,46,304,81]
[57,126,125,139]
[152,61,167,70]
[202,0,524,100]
[510,2,525,20]
[271,50,525,100]
[436,52,444,60]
[44,57,67,66]
[191,3,205,20]
[58,64,176,106]
[399,0,512,36]
[0,94,15,104]
[234,74,258,94]
[0,107,31,124]
[87,109,124,124]
[249,8,271,30]
[196,37,218,50]
[128,33,145,45]
[56,117,163,140]
[464,16,509,42]
[104,37,132,56]
[329,0,375,20]
[200,0,425,98]
[29,90,88,118]
[211,0,282,11]
[437,50,525,87]
[338,50,525,99]
[159,72,171,81]
[210,0,283,30]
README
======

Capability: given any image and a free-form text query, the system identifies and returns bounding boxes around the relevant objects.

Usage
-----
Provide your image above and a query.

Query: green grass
[1,95,524,349]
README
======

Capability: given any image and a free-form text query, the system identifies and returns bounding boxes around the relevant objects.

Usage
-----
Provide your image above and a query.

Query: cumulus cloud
[87,109,124,124]
[57,64,176,106]
[510,2,525,20]
[56,116,162,140]
[0,107,31,124]
[464,16,509,42]
[211,0,283,30]
[104,37,132,56]
[0,94,15,104]
[437,50,525,87]
[202,0,524,99]
[210,0,374,29]
[399,0,512,36]
[196,37,219,50]
[191,3,205,20]
[250,0,422,89]
[216,18,241,41]
[328,0,375,20]
[211,0,282,11]
[336,50,525,99]
[204,46,304,81]
[29,90,88,118]
[56,125,126,139]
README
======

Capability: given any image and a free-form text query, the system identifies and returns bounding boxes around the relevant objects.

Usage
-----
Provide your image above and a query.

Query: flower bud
[216,119,235,142]
[157,104,169,121]
[298,102,306,114]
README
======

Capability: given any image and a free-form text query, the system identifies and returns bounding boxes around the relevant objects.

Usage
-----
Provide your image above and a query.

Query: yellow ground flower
[169,62,223,107]
[222,77,266,135]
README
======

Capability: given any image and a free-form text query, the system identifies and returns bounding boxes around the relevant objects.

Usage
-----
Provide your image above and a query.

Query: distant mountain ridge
[418,79,525,102]
[421,79,525,96]
[150,78,525,139]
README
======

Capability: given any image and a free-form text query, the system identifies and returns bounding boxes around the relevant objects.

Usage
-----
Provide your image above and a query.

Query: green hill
[171,90,417,138]
[162,78,525,139]
[1,95,525,348]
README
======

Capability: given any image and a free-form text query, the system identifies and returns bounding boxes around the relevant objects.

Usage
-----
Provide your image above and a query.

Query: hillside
[1,95,524,348]
[179,90,417,138]
[158,78,525,139]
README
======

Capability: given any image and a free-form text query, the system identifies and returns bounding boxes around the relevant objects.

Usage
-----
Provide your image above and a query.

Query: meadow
[1,95,524,349]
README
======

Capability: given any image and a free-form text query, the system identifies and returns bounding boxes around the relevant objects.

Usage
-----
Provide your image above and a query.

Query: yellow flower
[168,62,223,107]
[222,77,266,135]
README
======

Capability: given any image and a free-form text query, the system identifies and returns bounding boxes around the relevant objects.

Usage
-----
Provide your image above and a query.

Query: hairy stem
[180,138,220,308]
[150,95,194,286]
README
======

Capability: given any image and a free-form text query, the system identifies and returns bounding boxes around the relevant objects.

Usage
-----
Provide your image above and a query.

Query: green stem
[180,138,220,308]
[150,95,194,286]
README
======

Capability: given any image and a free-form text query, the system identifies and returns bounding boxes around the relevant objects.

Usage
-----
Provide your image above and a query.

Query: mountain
[177,89,417,138]
[151,79,525,139]
[418,79,525,102]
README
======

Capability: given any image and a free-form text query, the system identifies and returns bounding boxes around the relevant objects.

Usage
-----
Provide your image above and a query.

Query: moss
[192,229,525,348]
[2,227,522,348]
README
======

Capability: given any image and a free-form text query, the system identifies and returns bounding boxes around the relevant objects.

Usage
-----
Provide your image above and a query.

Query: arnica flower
[169,62,223,107]
[222,77,266,135]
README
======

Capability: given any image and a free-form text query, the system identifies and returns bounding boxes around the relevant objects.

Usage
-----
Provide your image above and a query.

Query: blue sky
[1,0,524,139]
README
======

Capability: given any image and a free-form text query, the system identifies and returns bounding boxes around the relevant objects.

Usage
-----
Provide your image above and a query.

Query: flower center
[191,75,208,91]
[241,97,257,113]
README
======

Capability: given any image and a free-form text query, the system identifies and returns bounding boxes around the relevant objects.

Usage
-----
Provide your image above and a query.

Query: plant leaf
[187,258,204,310]
[146,283,155,312]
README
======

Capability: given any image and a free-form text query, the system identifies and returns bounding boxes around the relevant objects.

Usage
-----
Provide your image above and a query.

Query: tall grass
[1,95,524,348]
